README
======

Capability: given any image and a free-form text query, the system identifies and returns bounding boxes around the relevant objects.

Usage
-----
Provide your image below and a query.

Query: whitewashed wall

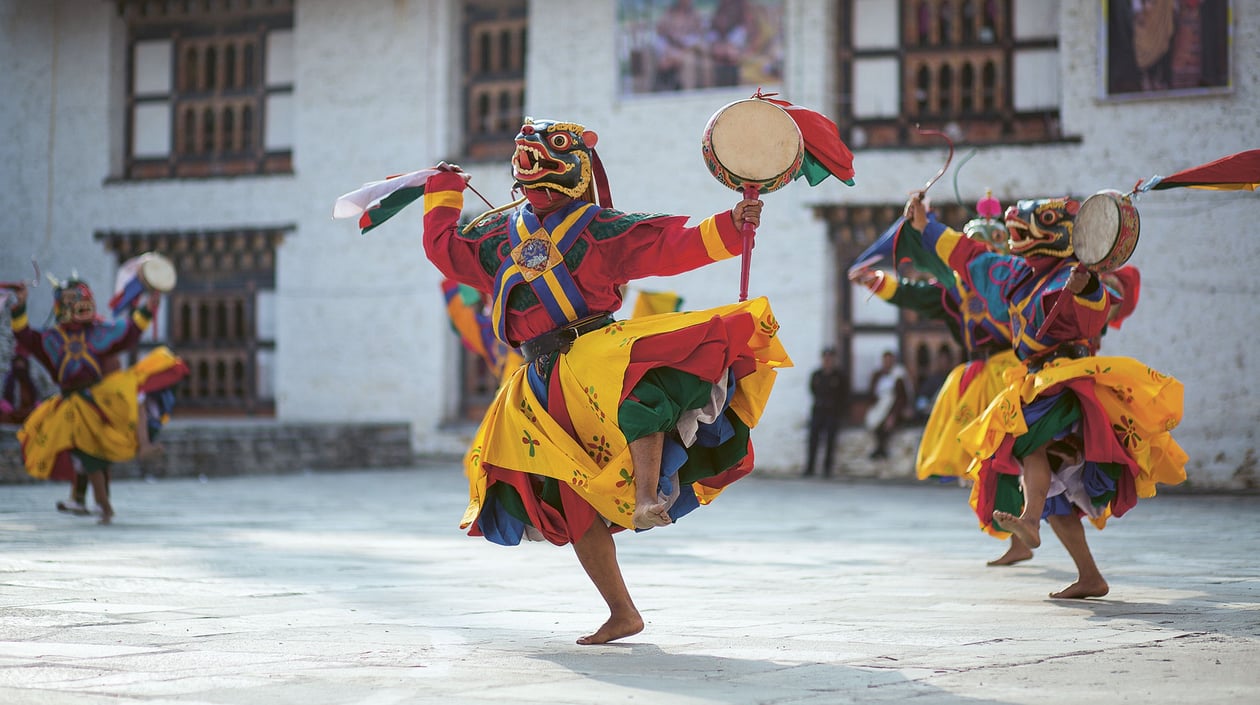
[0,1,118,325]
[275,0,464,454]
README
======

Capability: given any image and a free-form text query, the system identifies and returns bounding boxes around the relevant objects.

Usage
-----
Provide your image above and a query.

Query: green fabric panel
[796,153,832,187]
[618,367,714,442]
[887,278,949,318]
[587,210,668,241]
[562,238,588,273]
[70,450,110,475]
[895,223,955,285]
[457,284,481,306]
[677,411,751,485]
[486,480,532,525]
[1012,394,1082,459]
[477,231,510,278]
[540,475,563,512]
[361,186,424,234]
[990,473,1025,529]
[505,279,541,312]
[889,278,964,344]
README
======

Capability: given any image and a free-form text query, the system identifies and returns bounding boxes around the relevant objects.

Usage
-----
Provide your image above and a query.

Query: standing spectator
[864,350,909,460]
[804,347,848,478]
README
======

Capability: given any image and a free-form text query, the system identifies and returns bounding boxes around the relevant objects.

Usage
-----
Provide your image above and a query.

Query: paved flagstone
[0,465,1257,704]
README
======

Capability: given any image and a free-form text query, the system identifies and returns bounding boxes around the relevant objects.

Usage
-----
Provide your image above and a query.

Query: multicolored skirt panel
[958,355,1187,538]
[19,347,189,481]
[462,297,791,546]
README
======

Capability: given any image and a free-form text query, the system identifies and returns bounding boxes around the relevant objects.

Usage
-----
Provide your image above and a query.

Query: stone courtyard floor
[1,465,1257,704]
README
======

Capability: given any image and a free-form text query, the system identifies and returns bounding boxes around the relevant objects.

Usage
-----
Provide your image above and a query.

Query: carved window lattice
[814,203,970,424]
[838,0,1061,148]
[96,227,287,416]
[122,0,293,179]
[463,0,528,161]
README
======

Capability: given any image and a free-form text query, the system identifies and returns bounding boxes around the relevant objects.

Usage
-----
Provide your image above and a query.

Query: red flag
[1148,149,1260,192]
[759,96,856,186]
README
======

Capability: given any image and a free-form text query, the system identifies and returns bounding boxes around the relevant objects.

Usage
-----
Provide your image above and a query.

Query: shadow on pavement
[530,643,1015,705]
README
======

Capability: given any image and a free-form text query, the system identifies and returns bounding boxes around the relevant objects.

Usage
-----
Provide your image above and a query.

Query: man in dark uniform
[804,347,848,477]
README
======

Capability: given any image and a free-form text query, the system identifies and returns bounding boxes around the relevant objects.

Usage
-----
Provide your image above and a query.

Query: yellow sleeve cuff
[132,308,153,331]
[874,273,898,301]
[699,215,739,262]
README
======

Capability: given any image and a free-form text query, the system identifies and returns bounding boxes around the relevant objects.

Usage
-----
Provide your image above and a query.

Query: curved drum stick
[915,124,955,197]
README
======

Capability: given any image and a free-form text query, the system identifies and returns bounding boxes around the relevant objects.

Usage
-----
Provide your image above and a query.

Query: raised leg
[629,432,671,529]
[993,445,1051,549]
[571,519,644,645]
[1046,514,1109,599]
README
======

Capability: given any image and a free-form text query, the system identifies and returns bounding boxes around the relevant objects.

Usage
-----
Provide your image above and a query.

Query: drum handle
[1034,266,1092,339]
[738,184,758,302]
[1034,295,1066,340]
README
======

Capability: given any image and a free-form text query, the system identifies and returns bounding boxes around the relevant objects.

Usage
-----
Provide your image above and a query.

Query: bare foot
[57,500,92,517]
[632,500,672,529]
[97,505,114,525]
[1050,578,1109,599]
[987,542,1034,567]
[576,613,645,645]
[992,510,1041,549]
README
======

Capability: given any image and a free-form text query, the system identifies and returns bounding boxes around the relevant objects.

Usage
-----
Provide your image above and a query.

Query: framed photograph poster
[618,0,785,96]
[1103,0,1231,98]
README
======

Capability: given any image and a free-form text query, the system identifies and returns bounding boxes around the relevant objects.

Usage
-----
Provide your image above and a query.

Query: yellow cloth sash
[959,355,1188,495]
[916,349,1020,480]
[18,347,186,480]
[461,297,791,531]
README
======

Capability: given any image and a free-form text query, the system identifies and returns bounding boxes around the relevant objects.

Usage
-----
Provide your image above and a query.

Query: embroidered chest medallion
[510,232,563,282]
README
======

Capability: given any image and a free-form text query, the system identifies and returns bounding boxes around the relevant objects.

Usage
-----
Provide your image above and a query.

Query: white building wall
[0,1,116,322]
[2,0,1257,486]
[270,0,505,456]
[1052,0,1260,486]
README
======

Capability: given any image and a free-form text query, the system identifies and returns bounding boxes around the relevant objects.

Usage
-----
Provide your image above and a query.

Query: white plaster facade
[1,0,1257,487]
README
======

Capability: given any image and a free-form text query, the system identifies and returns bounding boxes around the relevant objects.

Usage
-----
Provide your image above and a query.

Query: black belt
[1026,342,1092,372]
[520,313,614,363]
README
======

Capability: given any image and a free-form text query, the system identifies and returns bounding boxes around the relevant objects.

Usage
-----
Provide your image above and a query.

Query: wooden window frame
[838,0,1063,149]
[96,227,288,417]
[462,0,528,162]
[815,202,970,425]
[121,0,294,180]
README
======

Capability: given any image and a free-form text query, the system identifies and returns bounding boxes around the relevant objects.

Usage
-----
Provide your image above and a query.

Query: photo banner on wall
[1103,0,1231,99]
[617,0,784,96]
